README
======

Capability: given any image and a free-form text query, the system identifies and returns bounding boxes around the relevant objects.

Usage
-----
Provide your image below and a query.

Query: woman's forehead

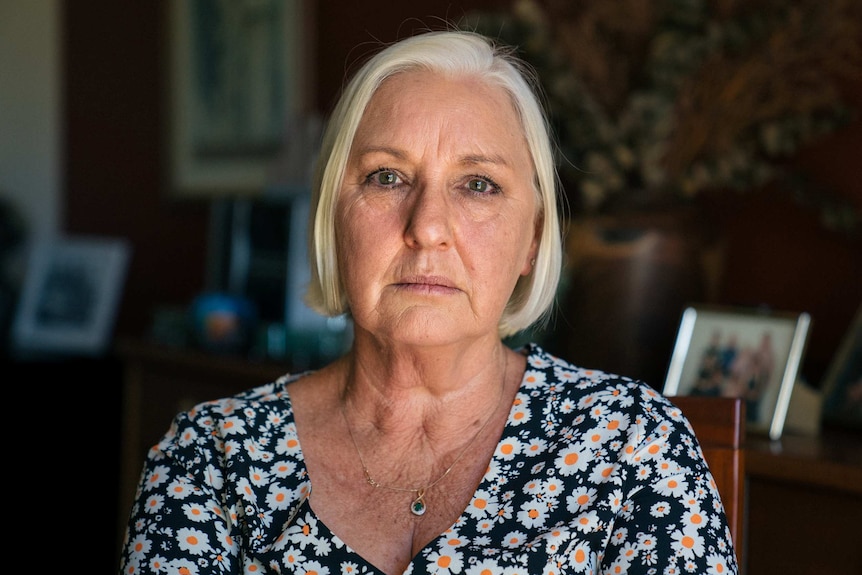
[354,71,527,160]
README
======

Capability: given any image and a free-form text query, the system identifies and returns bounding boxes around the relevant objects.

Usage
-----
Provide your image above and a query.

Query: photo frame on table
[663,305,811,440]
[11,236,131,357]
[168,0,311,197]
[820,304,862,431]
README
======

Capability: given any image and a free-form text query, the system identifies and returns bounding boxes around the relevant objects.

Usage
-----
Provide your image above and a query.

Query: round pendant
[411,495,427,516]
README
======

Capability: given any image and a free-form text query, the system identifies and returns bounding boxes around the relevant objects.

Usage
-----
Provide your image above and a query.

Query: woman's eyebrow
[354,145,406,160]
[354,148,510,169]
[460,153,508,167]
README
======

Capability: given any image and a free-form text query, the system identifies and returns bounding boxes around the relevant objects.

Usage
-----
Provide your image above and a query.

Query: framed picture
[663,305,811,440]
[11,236,131,357]
[168,0,312,197]
[820,304,862,431]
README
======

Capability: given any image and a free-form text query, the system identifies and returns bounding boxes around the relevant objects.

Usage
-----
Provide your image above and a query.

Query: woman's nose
[403,186,453,249]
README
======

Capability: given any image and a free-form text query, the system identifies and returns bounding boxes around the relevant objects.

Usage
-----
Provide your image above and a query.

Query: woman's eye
[467,177,500,195]
[368,169,399,186]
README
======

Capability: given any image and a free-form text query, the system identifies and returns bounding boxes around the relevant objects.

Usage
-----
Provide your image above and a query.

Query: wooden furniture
[745,431,862,575]
[670,396,746,561]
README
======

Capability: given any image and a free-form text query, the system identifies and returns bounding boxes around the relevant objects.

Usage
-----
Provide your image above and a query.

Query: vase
[543,206,725,389]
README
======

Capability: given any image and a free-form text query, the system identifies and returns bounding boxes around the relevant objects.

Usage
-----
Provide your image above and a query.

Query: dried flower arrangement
[464,0,862,227]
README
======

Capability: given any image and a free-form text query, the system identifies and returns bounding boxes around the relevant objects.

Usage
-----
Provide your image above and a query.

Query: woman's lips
[395,275,459,294]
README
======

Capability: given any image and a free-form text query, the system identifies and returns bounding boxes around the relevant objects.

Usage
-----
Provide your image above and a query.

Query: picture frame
[820,304,862,431]
[168,0,311,197]
[11,236,131,357]
[663,305,811,440]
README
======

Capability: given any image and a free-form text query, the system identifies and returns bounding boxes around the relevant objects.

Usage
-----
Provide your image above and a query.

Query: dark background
[62,0,862,386]
[61,0,860,386]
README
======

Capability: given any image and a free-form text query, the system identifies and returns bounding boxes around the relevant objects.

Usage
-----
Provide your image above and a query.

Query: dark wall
[64,1,210,338]
[62,0,502,340]
[312,1,504,112]
[62,1,860,386]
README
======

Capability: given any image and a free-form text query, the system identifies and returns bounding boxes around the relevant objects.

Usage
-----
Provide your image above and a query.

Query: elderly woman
[118,30,739,575]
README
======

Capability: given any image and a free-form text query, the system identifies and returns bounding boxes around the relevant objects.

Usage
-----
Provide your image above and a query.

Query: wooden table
[744,430,862,575]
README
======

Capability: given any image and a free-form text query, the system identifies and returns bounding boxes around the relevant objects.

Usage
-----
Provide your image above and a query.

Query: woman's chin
[361,315,487,348]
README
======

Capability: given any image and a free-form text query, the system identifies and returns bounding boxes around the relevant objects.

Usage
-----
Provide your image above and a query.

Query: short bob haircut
[305,29,563,338]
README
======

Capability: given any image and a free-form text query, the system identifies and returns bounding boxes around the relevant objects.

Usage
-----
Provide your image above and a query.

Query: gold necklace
[341,358,508,517]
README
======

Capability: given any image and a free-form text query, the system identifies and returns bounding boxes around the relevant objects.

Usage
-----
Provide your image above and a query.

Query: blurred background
[1,1,860,572]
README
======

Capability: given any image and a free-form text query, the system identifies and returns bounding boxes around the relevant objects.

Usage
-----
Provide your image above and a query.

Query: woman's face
[336,70,539,347]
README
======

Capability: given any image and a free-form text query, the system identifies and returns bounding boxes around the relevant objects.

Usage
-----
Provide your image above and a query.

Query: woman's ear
[520,216,542,276]
[520,254,536,276]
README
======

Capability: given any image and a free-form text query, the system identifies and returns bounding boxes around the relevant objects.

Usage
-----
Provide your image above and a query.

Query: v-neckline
[285,375,522,574]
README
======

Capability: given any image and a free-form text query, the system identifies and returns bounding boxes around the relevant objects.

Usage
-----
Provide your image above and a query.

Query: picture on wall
[663,305,811,440]
[168,0,310,197]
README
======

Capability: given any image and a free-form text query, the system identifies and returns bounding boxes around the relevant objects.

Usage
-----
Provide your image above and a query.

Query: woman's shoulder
[521,343,654,391]
[188,371,304,417]
[517,343,702,461]
[155,371,309,452]
[519,343,678,420]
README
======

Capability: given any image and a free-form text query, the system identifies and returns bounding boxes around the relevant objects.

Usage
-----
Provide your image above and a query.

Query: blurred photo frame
[663,305,811,440]
[820,304,862,431]
[11,236,131,357]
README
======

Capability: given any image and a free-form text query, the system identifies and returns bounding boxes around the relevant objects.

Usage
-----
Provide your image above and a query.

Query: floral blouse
[118,344,739,574]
